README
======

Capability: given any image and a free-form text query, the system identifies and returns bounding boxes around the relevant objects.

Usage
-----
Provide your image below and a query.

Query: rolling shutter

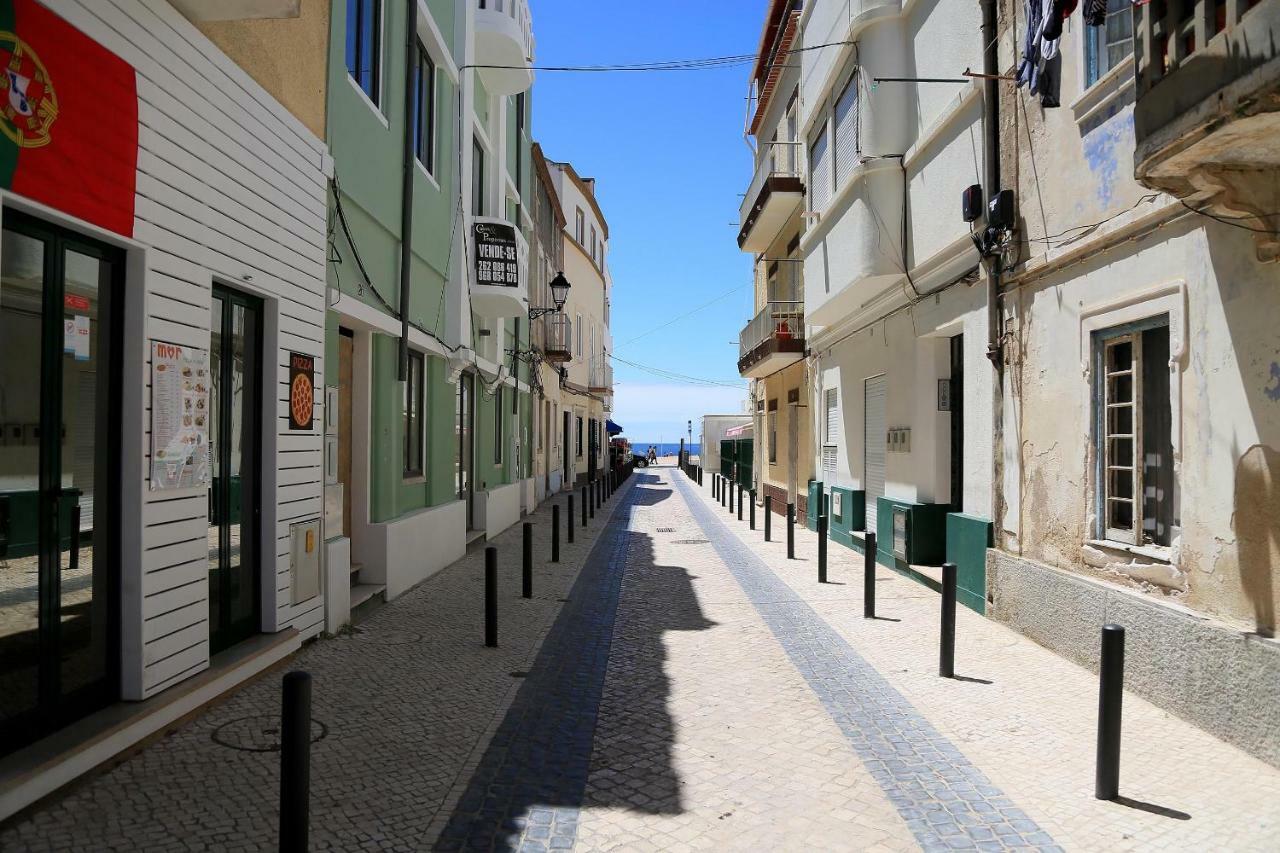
[809,123,831,212]
[833,72,859,184]
[864,375,887,531]
[824,388,839,441]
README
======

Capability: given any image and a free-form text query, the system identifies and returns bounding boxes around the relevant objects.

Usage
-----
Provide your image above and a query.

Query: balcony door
[0,213,121,755]
[208,287,263,654]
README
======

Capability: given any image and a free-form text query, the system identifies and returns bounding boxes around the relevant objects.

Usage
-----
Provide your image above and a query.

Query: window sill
[415,158,441,193]
[403,474,426,485]
[1084,538,1172,564]
[1069,54,1134,128]
[347,74,389,129]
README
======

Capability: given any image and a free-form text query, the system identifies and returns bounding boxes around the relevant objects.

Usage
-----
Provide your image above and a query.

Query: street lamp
[530,271,571,319]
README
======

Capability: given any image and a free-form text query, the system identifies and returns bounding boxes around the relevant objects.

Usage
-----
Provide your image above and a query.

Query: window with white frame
[575,208,585,244]
[1084,0,1134,87]
[346,0,382,107]
[808,123,831,212]
[1095,317,1173,547]
[590,225,597,263]
[833,72,859,184]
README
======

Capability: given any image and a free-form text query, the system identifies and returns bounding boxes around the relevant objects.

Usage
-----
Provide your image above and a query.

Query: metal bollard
[786,503,795,559]
[720,479,726,507]
[1096,624,1126,800]
[484,547,498,648]
[589,482,596,517]
[698,466,703,486]
[764,495,772,541]
[940,562,957,678]
[552,504,561,561]
[583,485,589,524]
[737,484,744,521]
[863,532,877,618]
[279,671,311,853]
[567,496,575,543]
[713,475,719,500]
[749,490,756,530]
[729,480,735,514]
[818,513,828,583]
[522,522,533,599]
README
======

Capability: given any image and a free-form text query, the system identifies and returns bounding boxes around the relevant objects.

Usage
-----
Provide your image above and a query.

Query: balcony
[475,0,535,96]
[738,302,805,378]
[537,313,572,363]
[738,141,805,253]
[1134,0,1280,260]
[589,357,613,393]
[471,216,529,319]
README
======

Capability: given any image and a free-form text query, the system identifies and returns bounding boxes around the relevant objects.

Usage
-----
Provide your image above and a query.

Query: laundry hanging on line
[1016,0,1114,108]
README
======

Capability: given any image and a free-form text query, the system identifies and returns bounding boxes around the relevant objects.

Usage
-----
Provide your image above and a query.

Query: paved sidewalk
[3,465,1278,851]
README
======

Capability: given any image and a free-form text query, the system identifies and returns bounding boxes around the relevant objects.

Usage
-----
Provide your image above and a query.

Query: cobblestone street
[3,466,1279,852]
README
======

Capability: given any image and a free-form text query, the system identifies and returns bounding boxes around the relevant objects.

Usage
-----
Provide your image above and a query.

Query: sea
[629,442,700,457]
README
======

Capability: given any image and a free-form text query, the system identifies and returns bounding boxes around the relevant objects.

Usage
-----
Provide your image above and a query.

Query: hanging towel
[1016,0,1063,107]
[1085,0,1108,27]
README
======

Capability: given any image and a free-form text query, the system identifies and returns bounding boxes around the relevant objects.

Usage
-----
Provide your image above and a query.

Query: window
[577,313,583,360]
[589,225,597,263]
[1084,0,1134,86]
[413,43,435,174]
[809,124,831,212]
[345,0,381,107]
[825,388,839,442]
[575,208,585,244]
[514,92,525,189]
[404,351,425,477]
[472,138,485,216]
[494,387,504,464]
[833,72,859,184]
[1095,318,1172,547]
[768,400,778,464]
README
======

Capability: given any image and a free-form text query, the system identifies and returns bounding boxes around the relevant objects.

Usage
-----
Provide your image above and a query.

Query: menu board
[150,341,211,490]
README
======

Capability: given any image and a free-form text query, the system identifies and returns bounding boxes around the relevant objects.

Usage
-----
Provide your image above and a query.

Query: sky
[528,0,767,446]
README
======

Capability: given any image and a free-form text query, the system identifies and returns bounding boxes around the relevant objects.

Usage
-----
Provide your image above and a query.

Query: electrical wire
[1178,199,1280,235]
[613,281,753,349]
[609,353,747,389]
[461,40,853,74]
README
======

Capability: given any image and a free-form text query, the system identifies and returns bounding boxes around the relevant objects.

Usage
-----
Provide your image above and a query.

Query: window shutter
[833,72,859,185]
[825,388,839,442]
[822,445,837,479]
[809,124,831,212]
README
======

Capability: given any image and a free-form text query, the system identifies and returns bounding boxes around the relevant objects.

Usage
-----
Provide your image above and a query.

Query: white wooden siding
[44,0,330,699]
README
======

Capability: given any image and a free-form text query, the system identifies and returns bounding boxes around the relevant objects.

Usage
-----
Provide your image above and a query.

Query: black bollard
[729,480,735,514]
[720,478,726,507]
[1096,624,1126,800]
[567,495,575,543]
[279,671,311,853]
[940,562,957,678]
[484,547,498,647]
[737,484,744,521]
[863,532,877,618]
[818,513,828,583]
[552,504,561,561]
[713,474,719,500]
[589,482,596,518]
[764,494,772,541]
[698,466,703,486]
[582,485,589,525]
[786,503,795,559]
[749,490,756,530]
[522,522,533,599]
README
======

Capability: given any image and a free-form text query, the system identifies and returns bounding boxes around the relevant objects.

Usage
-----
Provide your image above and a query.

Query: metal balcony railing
[739,301,804,360]
[589,358,612,392]
[739,140,805,223]
[538,313,571,362]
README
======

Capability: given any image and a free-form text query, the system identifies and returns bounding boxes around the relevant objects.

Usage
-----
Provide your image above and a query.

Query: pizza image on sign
[289,352,314,430]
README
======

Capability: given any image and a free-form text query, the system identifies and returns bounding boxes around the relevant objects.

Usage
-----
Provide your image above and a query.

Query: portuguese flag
[0,0,137,237]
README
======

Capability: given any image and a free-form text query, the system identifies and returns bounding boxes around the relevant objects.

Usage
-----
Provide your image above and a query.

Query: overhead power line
[614,281,752,349]
[462,40,853,74]
[609,353,747,389]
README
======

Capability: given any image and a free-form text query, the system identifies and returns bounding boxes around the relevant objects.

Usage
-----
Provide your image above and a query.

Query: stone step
[349,583,384,611]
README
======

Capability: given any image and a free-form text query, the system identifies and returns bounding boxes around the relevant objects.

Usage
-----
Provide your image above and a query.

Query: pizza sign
[289,352,315,431]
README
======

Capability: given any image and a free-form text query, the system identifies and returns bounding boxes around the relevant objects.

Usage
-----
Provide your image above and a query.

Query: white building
[798,0,995,597]
[0,0,329,817]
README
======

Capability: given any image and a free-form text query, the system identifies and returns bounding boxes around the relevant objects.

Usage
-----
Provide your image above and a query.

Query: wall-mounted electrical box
[831,490,843,519]
[892,506,910,561]
[887,427,912,452]
[290,520,321,603]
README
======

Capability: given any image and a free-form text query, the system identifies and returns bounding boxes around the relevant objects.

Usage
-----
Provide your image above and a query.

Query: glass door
[208,287,262,654]
[456,372,474,528]
[0,212,120,756]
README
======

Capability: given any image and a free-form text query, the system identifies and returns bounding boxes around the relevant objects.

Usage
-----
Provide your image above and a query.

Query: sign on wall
[474,221,519,288]
[288,352,315,430]
[150,341,210,490]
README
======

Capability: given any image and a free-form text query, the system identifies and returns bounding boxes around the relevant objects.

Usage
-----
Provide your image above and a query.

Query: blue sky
[529,0,765,445]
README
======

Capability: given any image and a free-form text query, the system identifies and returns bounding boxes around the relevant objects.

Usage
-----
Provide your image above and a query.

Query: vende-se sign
[474,221,519,288]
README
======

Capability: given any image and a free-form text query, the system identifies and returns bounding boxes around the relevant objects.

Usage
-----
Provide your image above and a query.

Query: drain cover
[672,539,710,545]
[212,715,329,753]
[656,527,676,533]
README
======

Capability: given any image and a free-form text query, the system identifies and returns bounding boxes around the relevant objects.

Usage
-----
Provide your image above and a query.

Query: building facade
[989,0,1280,766]
[737,0,813,521]
[0,0,330,816]
[528,143,569,502]
[544,158,612,489]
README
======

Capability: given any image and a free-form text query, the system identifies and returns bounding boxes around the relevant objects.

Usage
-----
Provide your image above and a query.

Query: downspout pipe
[981,0,1001,371]
[398,0,418,382]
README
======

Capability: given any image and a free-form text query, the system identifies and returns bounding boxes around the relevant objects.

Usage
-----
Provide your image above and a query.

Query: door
[0,213,121,755]
[787,402,799,504]
[864,375,887,532]
[208,287,262,655]
[337,328,353,536]
[949,334,964,511]
[562,410,570,488]
[457,373,474,528]
[542,401,550,491]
